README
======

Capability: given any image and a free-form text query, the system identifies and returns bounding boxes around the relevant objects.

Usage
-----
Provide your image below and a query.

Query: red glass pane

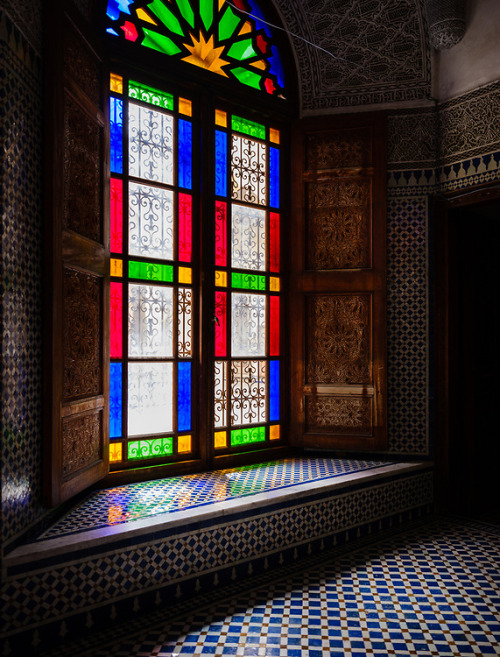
[179,193,192,262]
[121,21,138,41]
[270,212,280,272]
[110,281,123,358]
[215,291,227,357]
[270,295,280,356]
[111,178,123,254]
[215,201,227,267]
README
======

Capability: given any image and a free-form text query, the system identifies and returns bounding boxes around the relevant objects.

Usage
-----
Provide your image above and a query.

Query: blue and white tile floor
[43,515,500,657]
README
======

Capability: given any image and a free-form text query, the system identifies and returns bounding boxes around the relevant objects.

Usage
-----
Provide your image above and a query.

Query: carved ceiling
[274,0,431,112]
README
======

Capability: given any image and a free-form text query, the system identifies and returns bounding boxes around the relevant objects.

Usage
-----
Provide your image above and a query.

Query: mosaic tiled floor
[42,516,500,657]
[39,458,390,539]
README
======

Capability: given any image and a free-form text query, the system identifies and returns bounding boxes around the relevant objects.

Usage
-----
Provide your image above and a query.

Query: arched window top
[105,0,286,97]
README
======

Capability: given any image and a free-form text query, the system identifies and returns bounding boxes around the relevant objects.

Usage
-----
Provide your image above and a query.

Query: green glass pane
[231,114,266,140]
[129,80,174,110]
[199,0,214,32]
[227,38,257,61]
[177,0,195,28]
[231,68,262,92]
[128,436,173,460]
[231,426,266,446]
[129,261,174,282]
[147,0,185,36]
[142,28,182,55]
[219,6,240,40]
[231,272,266,290]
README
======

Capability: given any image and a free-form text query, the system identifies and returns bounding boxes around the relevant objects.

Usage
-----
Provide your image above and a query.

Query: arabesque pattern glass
[214,361,228,428]
[231,360,267,425]
[129,103,174,184]
[231,135,267,206]
[231,293,266,357]
[128,283,174,358]
[129,182,174,260]
[231,204,266,271]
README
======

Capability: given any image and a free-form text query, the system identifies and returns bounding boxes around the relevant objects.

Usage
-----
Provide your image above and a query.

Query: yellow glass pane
[215,109,227,127]
[218,0,225,10]
[250,60,267,71]
[270,425,280,441]
[215,270,227,287]
[108,504,123,524]
[179,97,192,117]
[178,435,192,453]
[270,128,280,144]
[110,73,123,94]
[214,431,227,448]
[239,21,252,35]
[109,442,122,462]
[136,7,158,24]
[110,258,123,277]
[270,276,280,292]
[179,267,192,284]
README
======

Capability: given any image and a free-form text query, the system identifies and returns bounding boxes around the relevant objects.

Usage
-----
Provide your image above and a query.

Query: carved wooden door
[290,114,387,451]
[44,2,109,505]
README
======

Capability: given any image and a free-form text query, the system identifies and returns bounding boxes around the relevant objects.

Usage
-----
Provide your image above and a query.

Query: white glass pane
[231,292,266,357]
[231,360,267,425]
[129,103,174,184]
[214,361,228,428]
[128,283,173,358]
[128,362,173,436]
[129,182,174,260]
[231,204,266,271]
[231,135,267,205]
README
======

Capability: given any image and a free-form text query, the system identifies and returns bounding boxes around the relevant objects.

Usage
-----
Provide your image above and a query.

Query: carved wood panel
[306,179,371,269]
[62,410,103,478]
[63,267,102,400]
[64,21,101,105]
[306,294,371,385]
[306,128,372,169]
[306,396,372,436]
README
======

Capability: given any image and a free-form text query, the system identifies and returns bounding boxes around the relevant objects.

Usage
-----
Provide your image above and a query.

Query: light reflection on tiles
[39,457,390,539]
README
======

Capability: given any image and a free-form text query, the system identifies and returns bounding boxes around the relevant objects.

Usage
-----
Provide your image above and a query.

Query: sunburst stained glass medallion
[105,0,285,97]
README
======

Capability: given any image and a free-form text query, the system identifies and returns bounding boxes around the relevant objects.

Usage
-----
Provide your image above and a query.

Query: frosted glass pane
[129,182,174,260]
[230,360,267,425]
[231,204,266,271]
[128,362,173,436]
[128,283,173,358]
[129,103,174,184]
[231,135,267,205]
[231,292,266,357]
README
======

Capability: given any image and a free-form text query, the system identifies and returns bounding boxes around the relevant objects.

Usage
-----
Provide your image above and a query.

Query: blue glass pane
[110,97,123,174]
[270,360,280,421]
[215,130,227,197]
[106,0,132,21]
[107,28,119,36]
[270,147,280,209]
[110,362,122,438]
[178,119,192,190]
[248,0,272,37]
[178,362,192,431]
[270,45,285,89]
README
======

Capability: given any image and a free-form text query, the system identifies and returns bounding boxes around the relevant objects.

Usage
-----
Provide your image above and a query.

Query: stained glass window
[105,0,285,97]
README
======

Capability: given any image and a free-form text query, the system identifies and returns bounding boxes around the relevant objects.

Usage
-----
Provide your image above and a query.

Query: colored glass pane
[231,293,266,357]
[269,211,280,273]
[215,201,227,266]
[199,0,214,32]
[215,291,227,357]
[110,73,123,93]
[179,193,192,262]
[142,28,182,55]
[214,361,227,427]
[178,362,192,431]
[270,360,279,421]
[128,436,174,460]
[136,7,158,24]
[129,183,174,261]
[178,267,192,284]
[128,260,174,281]
[178,434,192,453]
[177,0,195,28]
[214,431,227,449]
[110,362,123,438]
[231,426,265,446]
[215,270,227,287]
[231,115,265,140]
[219,5,241,40]
[215,109,227,127]
[270,295,280,356]
[269,276,280,292]
[110,282,123,358]
[110,177,123,253]
[111,258,123,277]
[110,97,123,174]
[128,283,174,358]
[227,38,257,61]
[269,127,280,144]
[179,97,192,116]
[128,362,173,435]
[215,131,227,197]
[178,287,193,357]
[231,205,266,270]
[109,442,123,462]
[107,0,133,21]
[129,104,174,184]
[178,120,192,189]
[231,273,266,290]
[269,424,280,440]
[147,0,184,35]
[128,79,174,109]
[122,21,139,41]
[270,147,280,208]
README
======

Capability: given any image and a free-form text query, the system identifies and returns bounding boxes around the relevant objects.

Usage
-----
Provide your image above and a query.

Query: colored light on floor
[214,431,227,448]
